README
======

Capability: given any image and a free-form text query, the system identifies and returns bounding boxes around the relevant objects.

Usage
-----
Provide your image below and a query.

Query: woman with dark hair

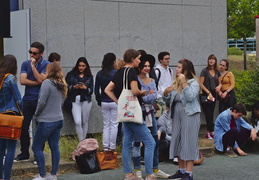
[105,49,156,180]
[32,62,67,180]
[163,59,201,180]
[94,53,118,151]
[215,59,236,113]
[132,54,170,179]
[66,57,93,141]
[0,55,22,180]
[200,54,221,139]
[48,52,61,64]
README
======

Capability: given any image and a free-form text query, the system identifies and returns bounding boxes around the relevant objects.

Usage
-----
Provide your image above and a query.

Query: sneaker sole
[154,175,170,178]
[14,159,30,162]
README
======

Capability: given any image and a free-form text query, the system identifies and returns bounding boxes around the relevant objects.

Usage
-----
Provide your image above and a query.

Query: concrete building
[4,0,227,134]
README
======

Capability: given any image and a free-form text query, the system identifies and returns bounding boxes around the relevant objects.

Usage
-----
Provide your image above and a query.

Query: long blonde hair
[46,62,68,97]
[172,59,201,93]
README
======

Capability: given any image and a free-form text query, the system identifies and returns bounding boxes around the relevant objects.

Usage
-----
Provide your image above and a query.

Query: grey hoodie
[33,79,64,122]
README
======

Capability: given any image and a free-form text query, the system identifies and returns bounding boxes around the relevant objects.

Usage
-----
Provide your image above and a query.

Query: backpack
[155,68,172,89]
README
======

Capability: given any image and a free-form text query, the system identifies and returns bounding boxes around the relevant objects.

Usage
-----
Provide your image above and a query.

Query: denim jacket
[0,74,22,113]
[65,71,93,103]
[163,78,201,116]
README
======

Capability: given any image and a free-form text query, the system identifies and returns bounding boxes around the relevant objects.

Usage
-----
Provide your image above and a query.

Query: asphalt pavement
[20,148,259,180]
[12,125,259,180]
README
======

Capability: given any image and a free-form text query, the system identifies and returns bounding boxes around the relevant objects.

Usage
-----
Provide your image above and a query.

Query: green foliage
[227,0,259,39]
[233,67,259,110]
[227,47,243,55]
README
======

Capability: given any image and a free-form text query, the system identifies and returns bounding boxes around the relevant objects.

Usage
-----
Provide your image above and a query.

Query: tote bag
[116,67,143,124]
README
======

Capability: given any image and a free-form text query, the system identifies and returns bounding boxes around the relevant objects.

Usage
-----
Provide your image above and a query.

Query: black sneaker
[14,154,29,162]
[168,170,185,179]
[181,173,193,180]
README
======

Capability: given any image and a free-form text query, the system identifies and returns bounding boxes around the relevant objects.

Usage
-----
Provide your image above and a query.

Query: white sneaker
[46,174,58,180]
[154,169,170,178]
[135,170,143,179]
[32,174,47,180]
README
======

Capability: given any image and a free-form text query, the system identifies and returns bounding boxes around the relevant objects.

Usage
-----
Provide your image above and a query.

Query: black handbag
[63,96,72,111]
[200,95,213,104]
[75,150,100,174]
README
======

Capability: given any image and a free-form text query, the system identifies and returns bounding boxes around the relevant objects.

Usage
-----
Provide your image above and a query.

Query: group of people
[0,42,258,180]
[200,54,237,140]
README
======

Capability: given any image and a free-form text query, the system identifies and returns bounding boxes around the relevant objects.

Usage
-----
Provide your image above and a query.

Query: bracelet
[225,90,229,93]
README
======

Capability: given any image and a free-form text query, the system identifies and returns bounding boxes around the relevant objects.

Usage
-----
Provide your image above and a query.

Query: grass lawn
[228,54,257,70]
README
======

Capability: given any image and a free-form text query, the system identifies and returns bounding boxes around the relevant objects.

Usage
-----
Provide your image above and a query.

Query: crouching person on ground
[214,103,257,157]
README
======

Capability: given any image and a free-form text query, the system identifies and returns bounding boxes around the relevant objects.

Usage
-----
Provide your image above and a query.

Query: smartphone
[78,82,84,85]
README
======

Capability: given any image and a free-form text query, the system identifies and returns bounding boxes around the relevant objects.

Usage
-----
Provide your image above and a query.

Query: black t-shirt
[112,67,142,104]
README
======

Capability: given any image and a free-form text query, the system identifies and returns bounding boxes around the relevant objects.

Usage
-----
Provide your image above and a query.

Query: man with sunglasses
[14,42,49,163]
[214,103,257,158]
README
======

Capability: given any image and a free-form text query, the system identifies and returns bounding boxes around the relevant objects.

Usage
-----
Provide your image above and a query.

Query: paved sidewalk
[11,125,215,179]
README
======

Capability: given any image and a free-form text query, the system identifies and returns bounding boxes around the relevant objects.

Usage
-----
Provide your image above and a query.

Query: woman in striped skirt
[163,59,201,180]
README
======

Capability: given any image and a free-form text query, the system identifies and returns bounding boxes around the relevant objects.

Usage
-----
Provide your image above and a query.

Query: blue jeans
[32,120,63,177]
[0,139,17,180]
[122,120,155,175]
[132,110,159,170]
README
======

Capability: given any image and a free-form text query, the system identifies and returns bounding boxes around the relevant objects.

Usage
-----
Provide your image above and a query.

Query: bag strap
[0,73,11,90]
[221,71,228,84]
[16,102,23,116]
[123,67,130,90]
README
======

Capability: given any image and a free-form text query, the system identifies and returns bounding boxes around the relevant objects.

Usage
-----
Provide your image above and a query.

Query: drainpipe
[255,15,259,66]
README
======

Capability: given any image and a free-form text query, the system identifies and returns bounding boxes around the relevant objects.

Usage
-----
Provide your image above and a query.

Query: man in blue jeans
[14,42,49,163]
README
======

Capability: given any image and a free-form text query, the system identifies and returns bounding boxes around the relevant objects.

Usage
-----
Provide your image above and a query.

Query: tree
[227,0,259,70]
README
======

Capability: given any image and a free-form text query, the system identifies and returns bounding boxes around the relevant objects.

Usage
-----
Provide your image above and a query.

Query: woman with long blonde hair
[164,59,200,180]
[32,62,67,180]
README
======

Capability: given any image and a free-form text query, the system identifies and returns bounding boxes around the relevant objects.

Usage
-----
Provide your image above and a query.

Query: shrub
[233,67,259,110]
[228,47,243,55]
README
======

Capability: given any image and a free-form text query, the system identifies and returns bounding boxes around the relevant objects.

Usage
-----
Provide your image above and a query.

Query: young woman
[94,53,118,151]
[163,59,201,180]
[200,54,221,139]
[0,55,22,180]
[132,54,169,179]
[215,59,236,113]
[66,57,93,141]
[32,62,67,180]
[105,49,156,180]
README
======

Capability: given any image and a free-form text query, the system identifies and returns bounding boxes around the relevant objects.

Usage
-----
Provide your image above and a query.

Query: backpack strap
[155,68,161,89]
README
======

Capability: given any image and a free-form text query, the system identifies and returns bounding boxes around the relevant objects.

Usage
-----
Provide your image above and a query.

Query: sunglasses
[28,50,40,56]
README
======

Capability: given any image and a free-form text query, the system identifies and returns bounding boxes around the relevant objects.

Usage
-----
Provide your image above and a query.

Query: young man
[214,103,257,157]
[14,42,49,162]
[154,51,173,118]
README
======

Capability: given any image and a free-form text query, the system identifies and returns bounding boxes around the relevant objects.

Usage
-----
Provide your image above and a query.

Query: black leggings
[222,128,250,151]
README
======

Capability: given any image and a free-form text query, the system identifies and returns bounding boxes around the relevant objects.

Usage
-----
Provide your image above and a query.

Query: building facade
[16,0,227,134]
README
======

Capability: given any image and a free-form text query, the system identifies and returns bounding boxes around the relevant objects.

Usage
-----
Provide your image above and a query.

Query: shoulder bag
[218,72,231,103]
[96,151,118,170]
[116,67,143,124]
[0,74,24,140]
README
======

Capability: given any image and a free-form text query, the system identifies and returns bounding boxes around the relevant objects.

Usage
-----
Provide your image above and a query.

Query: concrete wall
[18,0,227,134]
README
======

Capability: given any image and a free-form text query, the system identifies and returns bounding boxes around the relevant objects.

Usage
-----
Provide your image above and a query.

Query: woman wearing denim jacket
[94,53,118,151]
[163,59,200,180]
[65,57,93,141]
[105,49,156,180]
[0,55,22,180]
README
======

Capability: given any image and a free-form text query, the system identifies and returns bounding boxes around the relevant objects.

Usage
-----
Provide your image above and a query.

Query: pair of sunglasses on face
[28,50,40,56]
